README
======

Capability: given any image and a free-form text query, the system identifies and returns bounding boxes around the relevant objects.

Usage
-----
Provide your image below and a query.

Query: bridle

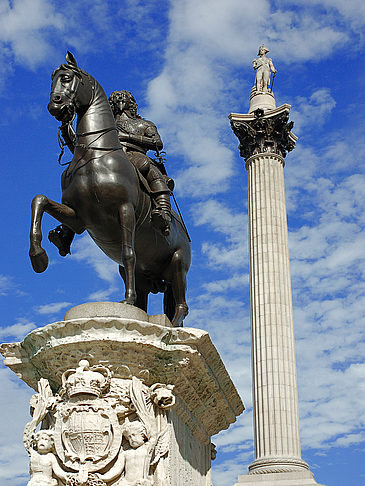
[54,66,121,167]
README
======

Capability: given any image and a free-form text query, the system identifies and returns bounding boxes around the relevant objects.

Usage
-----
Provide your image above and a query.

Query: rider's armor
[115,109,172,236]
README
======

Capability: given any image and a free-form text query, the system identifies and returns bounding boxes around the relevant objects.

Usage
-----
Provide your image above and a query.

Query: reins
[58,125,121,166]
[76,126,120,151]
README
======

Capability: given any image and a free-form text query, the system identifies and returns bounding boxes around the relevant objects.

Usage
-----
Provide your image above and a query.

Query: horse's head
[48,51,94,123]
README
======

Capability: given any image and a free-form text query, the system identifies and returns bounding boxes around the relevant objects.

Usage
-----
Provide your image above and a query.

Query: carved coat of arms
[23,360,175,486]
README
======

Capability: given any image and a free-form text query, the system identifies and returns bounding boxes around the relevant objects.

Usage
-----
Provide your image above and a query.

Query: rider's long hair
[109,90,140,118]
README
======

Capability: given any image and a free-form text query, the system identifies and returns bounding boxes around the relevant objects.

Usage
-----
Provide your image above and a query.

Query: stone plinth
[1,302,244,486]
[235,470,324,485]
[249,87,276,113]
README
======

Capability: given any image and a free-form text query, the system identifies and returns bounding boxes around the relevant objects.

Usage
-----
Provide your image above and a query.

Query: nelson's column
[229,45,323,485]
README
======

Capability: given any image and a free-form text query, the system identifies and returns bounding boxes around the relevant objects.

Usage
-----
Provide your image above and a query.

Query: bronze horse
[29,53,191,327]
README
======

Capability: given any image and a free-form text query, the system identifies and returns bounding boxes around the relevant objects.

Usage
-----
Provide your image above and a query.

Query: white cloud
[191,199,247,268]
[0,274,14,296]
[283,0,365,32]
[71,234,119,285]
[35,301,72,316]
[203,273,248,293]
[0,0,168,88]
[0,0,64,67]
[0,319,36,340]
[87,287,119,301]
[0,368,33,485]
[291,88,336,133]
[145,0,353,202]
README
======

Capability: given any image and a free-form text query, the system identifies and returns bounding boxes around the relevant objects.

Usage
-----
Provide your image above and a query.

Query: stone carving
[23,359,175,486]
[230,108,295,161]
[24,379,68,485]
[253,45,276,93]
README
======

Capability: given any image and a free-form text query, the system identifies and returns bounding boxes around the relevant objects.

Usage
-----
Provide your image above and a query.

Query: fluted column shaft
[246,152,307,473]
[230,95,322,485]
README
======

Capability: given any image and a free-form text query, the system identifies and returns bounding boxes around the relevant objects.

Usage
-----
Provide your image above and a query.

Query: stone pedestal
[229,105,323,485]
[1,302,244,486]
[235,470,322,486]
[249,87,276,113]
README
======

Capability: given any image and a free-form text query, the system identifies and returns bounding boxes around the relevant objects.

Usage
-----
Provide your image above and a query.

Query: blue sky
[0,0,365,485]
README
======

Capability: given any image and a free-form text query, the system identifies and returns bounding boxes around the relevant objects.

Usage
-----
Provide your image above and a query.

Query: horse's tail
[164,283,176,324]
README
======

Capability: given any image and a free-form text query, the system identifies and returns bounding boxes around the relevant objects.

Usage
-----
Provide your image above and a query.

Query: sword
[270,72,276,93]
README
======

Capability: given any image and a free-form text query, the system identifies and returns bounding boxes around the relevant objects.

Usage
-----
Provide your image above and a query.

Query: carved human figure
[253,45,276,92]
[23,379,68,486]
[25,430,68,486]
[97,421,152,486]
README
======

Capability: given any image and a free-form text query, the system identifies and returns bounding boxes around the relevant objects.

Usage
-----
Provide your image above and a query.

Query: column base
[248,456,309,474]
[234,470,324,485]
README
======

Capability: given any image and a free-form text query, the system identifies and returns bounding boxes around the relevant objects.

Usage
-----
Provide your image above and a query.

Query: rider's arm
[144,124,163,152]
[117,122,163,152]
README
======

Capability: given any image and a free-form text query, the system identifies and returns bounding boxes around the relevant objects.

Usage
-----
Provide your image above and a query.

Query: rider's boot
[145,164,172,235]
[151,191,172,236]
[48,225,75,256]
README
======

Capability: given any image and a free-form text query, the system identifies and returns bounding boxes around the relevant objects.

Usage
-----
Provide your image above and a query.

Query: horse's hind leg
[119,266,147,311]
[168,249,189,327]
[163,284,176,324]
[118,203,137,305]
[29,194,82,273]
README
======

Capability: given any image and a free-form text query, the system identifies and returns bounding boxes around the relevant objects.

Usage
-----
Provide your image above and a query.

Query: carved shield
[54,399,122,472]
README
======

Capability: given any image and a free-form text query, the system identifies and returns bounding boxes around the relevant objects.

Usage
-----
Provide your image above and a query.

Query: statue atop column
[252,44,276,93]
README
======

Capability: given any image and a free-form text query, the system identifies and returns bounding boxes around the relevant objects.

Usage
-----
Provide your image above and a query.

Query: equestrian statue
[29,52,191,327]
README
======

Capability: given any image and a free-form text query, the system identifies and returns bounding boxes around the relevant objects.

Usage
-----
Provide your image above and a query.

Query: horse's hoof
[29,249,49,273]
[121,299,135,306]
[171,304,188,327]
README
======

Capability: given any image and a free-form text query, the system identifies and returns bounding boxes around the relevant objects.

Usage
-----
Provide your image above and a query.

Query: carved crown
[62,360,111,398]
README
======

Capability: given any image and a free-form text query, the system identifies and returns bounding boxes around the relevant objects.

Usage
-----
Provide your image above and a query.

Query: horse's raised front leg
[29,194,83,273]
[118,203,137,305]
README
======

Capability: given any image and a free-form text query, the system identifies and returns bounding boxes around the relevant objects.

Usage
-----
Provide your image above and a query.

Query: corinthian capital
[229,105,297,163]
